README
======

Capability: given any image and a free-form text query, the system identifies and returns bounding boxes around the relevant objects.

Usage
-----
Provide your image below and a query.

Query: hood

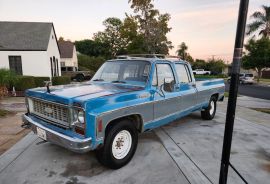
[25,82,144,106]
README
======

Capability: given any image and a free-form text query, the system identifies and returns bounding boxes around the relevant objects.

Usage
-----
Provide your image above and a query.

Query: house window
[50,57,53,77]
[9,56,22,75]
[60,62,65,67]
[56,59,59,76]
[53,57,56,77]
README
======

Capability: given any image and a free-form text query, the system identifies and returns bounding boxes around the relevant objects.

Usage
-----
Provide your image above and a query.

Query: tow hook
[21,121,31,129]
[21,114,31,129]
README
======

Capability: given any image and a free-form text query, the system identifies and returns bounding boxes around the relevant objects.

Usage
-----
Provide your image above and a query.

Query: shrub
[0,68,18,87]
[78,54,105,72]
[34,77,50,87]
[14,76,36,91]
[52,76,71,85]
[0,68,18,97]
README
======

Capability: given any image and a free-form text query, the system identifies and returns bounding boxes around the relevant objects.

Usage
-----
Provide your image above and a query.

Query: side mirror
[163,78,175,92]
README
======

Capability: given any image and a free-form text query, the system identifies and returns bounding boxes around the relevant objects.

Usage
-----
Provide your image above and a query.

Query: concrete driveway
[0,98,270,184]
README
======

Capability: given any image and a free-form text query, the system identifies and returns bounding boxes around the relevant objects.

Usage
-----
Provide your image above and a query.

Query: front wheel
[201,96,217,120]
[95,119,138,169]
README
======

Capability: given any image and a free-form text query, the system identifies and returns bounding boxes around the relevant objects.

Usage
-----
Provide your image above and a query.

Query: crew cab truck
[22,58,225,169]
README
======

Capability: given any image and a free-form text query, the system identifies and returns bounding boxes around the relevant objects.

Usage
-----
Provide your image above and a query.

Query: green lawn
[0,109,10,118]
[251,108,270,114]
[259,78,270,83]
[194,74,227,79]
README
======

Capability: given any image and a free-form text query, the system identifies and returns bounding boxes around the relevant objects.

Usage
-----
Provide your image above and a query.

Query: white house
[0,21,61,78]
[58,40,78,69]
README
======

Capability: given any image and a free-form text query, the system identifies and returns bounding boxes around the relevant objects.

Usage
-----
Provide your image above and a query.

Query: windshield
[91,60,151,86]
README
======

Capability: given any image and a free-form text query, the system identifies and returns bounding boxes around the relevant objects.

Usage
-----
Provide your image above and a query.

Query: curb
[0,132,37,173]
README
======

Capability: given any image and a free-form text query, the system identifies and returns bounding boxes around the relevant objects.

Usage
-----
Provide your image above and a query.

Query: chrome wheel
[112,130,132,160]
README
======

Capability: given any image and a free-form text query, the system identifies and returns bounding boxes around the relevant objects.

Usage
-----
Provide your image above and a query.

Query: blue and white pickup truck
[22,57,225,169]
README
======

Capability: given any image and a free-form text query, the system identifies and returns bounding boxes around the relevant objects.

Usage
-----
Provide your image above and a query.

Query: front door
[152,63,180,120]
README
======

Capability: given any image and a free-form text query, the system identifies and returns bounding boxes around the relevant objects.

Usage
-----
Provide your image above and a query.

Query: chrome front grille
[30,98,70,127]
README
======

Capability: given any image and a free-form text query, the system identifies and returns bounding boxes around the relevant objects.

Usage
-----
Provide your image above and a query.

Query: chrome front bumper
[22,114,92,153]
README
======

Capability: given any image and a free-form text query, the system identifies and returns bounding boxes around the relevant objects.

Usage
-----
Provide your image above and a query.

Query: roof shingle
[58,40,74,58]
[0,21,53,51]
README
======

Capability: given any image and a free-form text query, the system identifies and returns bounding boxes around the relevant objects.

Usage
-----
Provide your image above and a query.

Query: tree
[192,59,207,69]
[77,54,105,72]
[120,15,147,54]
[246,5,270,37]
[93,17,127,57]
[58,37,64,41]
[176,42,188,60]
[75,39,111,58]
[242,37,270,82]
[206,58,226,74]
[185,54,194,64]
[128,0,173,54]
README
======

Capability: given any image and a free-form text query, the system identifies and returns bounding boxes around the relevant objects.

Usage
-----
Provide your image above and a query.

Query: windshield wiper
[111,80,126,83]
[93,79,104,81]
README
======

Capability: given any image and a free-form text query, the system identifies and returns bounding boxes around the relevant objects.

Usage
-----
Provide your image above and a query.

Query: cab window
[152,63,175,87]
[175,64,192,83]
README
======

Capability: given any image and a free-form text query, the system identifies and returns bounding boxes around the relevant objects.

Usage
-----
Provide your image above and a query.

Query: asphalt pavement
[225,83,270,100]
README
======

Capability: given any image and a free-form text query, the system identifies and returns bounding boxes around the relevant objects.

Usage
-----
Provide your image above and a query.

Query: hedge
[52,76,71,85]
[12,76,71,91]
[34,77,50,87]
[14,76,36,91]
[194,74,227,79]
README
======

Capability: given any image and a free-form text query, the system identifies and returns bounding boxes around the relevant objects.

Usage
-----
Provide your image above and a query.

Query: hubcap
[209,101,215,115]
[112,130,132,160]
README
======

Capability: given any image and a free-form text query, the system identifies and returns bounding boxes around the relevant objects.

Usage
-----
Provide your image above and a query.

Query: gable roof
[0,21,53,51]
[58,40,74,58]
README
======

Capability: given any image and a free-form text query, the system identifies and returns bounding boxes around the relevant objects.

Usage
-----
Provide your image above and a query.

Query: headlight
[72,109,85,125]
[78,111,85,124]
[72,109,85,136]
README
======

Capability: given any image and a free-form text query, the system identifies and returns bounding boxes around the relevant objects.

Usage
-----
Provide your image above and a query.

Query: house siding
[46,28,61,77]
[60,46,78,67]
[0,27,61,78]
[0,51,50,77]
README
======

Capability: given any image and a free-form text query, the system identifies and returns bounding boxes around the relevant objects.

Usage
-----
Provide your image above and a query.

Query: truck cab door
[175,63,197,112]
[152,63,181,120]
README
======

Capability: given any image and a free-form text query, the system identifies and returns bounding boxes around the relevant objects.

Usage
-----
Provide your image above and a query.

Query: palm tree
[176,42,188,60]
[246,5,270,37]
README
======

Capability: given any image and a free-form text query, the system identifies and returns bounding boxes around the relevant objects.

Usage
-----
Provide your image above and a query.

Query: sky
[0,0,269,62]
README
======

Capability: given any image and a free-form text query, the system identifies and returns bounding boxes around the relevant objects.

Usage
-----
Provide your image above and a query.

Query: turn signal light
[98,119,103,132]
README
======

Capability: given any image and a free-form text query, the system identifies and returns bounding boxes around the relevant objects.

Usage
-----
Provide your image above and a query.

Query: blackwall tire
[201,96,217,120]
[76,74,84,82]
[95,119,138,169]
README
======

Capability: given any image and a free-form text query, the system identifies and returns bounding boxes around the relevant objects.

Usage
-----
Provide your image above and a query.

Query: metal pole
[219,0,249,184]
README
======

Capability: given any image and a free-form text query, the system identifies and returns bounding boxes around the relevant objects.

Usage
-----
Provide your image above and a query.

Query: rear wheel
[201,96,217,120]
[95,119,138,169]
[76,74,84,82]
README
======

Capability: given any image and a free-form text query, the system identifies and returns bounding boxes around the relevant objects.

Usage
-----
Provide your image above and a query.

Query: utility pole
[219,0,249,184]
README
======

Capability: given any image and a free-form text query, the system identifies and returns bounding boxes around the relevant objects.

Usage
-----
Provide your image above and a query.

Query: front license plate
[36,127,47,140]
